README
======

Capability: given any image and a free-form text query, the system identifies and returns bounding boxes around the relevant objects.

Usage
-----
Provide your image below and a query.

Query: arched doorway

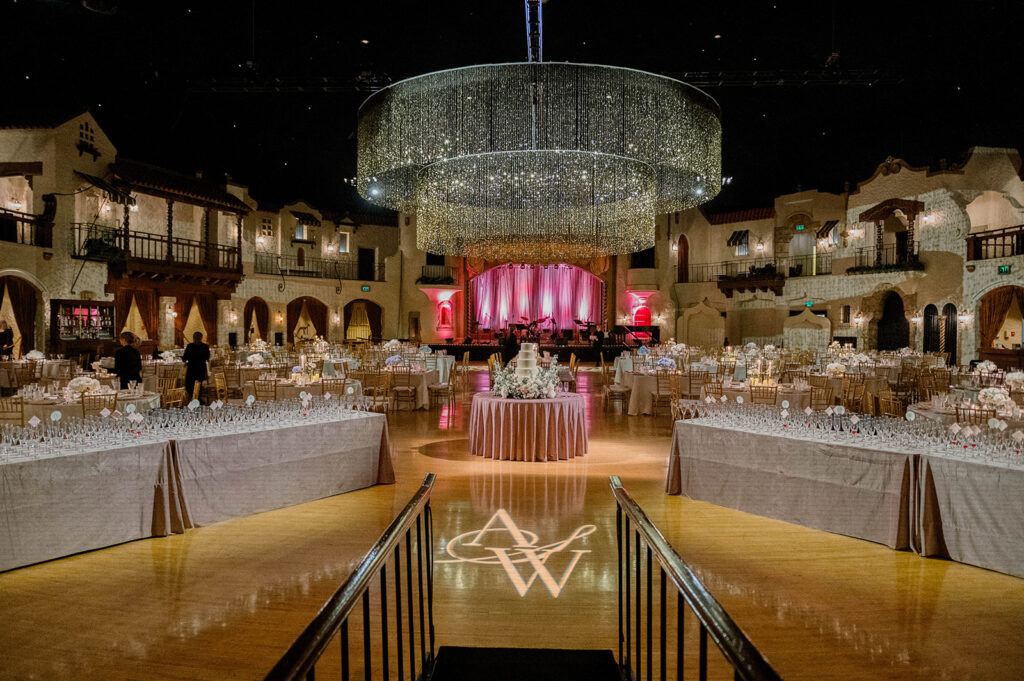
[877,291,909,350]
[676,234,689,283]
[941,303,958,364]
[633,305,652,326]
[243,297,269,343]
[0,275,39,357]
[286,296,327,344]
[922,304,939,353]
[344,299,382,341]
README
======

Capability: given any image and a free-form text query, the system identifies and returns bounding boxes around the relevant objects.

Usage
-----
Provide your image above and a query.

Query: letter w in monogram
[489,546,590,598]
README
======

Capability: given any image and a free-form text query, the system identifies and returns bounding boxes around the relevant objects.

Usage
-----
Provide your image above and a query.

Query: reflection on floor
[1,370,1022,680]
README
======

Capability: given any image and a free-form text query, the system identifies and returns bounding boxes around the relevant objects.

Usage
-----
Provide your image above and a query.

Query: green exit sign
[795,224,805,231]
[998,265,1012,275]
[361,285,371,292]
[805,301,814,307]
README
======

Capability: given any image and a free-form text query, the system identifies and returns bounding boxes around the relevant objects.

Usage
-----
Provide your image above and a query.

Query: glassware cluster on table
[0,394,375,463]
[685,400,1024,463]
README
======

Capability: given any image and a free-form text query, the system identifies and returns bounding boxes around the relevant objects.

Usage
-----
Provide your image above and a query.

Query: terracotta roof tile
[702,207,775,225]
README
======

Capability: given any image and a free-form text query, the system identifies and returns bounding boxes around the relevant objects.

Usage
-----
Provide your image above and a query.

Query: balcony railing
[847,241,921,273]
[418,264,456,284]
[0,207,52,248]
[966,224,1024,261]
[254,252,385,282]
[680,253,832,284]
[71,222,239,272]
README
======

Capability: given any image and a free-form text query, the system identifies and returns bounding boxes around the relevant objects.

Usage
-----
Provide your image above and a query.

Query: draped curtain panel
[196,293,219,346]
[979,286,1023,350]
[285,297,327,344]
[174,296,190,345]
[114,292,132,338]
[470,264,603,331]
[364,301,382,340]
[114,289,158,340]
[1,277,37,355]
[344,299,381,340]
[286,298,303,344]
[244,297,269,342]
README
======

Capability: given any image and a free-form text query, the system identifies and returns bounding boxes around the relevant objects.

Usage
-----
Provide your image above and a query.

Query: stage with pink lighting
[469,264,604,336]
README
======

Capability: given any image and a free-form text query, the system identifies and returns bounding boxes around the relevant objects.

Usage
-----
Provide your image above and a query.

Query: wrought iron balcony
[418,264,456,284]
[0,207,52,248]
[679,253,832,284]
[254,251,385,282]
[966,224,1024,261]
[846,241,922,274]
[70,222,240,274]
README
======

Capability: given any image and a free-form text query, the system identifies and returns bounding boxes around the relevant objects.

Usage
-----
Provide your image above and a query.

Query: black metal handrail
[70,222,239,270]
[611,476,782,681]
[419,264,456,284]
[255,252,386,282]
[966,224,1024,261]
[0,207,52,247]
[680,254,831,283]
[265,473,436,681]
[849,241,920,269]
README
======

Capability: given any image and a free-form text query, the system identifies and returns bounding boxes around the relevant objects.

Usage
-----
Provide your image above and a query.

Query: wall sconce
[8,199,22,210]
[255,235,266,245]
[276,313,284,323]
[326,243,336,253]
[921,214,933,224]
[671,242,678,252]
[958,312,973,324]
[848,227,862,238]
[332,314,341,324]
[755,241,765,252]
[103,204,112,212]
[910,313,922,323]
[229,310,238,323]
[853,313,864,325]
[129,203,139,212]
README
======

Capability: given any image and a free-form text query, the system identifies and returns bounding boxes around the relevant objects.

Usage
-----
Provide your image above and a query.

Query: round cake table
[468,392,588,461]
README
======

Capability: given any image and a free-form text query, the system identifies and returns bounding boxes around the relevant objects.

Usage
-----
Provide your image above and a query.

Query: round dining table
[468,392,587,461]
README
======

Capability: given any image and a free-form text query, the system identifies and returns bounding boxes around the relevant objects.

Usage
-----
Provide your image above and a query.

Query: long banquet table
[469,392,587,461]
[0,411,394,572]
[666,418,1024,578]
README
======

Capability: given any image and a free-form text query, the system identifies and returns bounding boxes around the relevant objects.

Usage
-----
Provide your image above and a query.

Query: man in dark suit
[182,331,210,402]
[112,331,142,390]
[0,320,14,357]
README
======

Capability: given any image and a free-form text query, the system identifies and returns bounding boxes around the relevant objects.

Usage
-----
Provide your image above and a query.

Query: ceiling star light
[357,62,722,261]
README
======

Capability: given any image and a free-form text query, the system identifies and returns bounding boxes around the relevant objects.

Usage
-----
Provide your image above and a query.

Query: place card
[1012,430,1024,443]
[324,392,332,400]
[825,407,834,415]
[804,407,814,415]
[128,412,144,423]
[28,416,40,427]
[835,406,846,415]
[988,417,1001,429]
[299,391,309,401]
[100,408,111,418]
[112,410,122,418]
[780,409,789,418]
[998,420,1008,431]
[850,415,860,425]
[187,399,200,411]
[950,423,962,435]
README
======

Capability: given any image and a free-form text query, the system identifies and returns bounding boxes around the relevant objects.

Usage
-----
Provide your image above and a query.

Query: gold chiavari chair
[0,395,25,426]
[685,370,707,399]
[651,370,674,418]
[600,357,630,413]
[253,379,278,402]
[842,382,866,412]
[81,392,118,418]
[14,364,36,388]
[364,371,392,414]
[879,391,905,418]
[157,364,180,382]
[321,377,348,397]
[809,386,833,411]
[703,381,724,399]
[750,384,778,405]
[202,371,227,403]
[161,386,186,408]
[389,365,418,411]
[955,404,996,425]
[157,377,178,395]
[808,374,827,388]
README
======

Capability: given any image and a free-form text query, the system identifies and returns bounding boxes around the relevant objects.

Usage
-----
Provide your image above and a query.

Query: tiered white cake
[515,342,540,380]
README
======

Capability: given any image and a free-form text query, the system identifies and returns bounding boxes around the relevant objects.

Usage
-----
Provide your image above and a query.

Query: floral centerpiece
[849,352,871,365]
[656,357,676,369]
[490,363,561,399]
[383,339,401,351]
[1006,372,1024,390]
[384,354,403,366]
[161,350,176,362]
[672,343,687,354]
[419,345,433,354]
[978,387,1013,409]
[247,353,265,366]
[246,338,269,353]
[68,376,101,394]
[825,362,847,376]
[637,345,651,356]
[898,347,916,357]
[25,349,45,360]
[974,360,997,374]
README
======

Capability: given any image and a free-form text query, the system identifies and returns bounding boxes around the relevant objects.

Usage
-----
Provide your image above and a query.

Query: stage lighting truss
[358,62,722,261]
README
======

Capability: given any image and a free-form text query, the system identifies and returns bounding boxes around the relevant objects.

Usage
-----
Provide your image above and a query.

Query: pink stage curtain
[470,264,602,331]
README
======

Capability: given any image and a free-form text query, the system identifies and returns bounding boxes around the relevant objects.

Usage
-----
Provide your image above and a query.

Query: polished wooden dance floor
[2,370,1023,680]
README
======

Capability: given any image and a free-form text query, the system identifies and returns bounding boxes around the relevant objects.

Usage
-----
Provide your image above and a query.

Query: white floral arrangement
[974,360,997,374]
[161,350,176,362]
[25,349,45,360]
[849,353,871,365]
[898,347,914,356]
[1006,372,1024,390]
[419,345,433,354]
[384,354,403,366]
[746,342,758,349]
[829,340,840,348]
[490,363,561,399]
[763,344,776,352]
[310,336,330,354]
[383,339,401,351]
[825,362,847,376]
[247,339,269,352]
[978,387,1013,409]
[68,376,101,393]
[247,353,265,366]
[672,343,687,354]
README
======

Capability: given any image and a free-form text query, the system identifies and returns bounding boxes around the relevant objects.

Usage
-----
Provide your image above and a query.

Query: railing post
[122,204,131,256]
[166,199,175,263]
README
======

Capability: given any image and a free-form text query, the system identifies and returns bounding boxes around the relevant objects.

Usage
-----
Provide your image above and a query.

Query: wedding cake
[515,342,540,380]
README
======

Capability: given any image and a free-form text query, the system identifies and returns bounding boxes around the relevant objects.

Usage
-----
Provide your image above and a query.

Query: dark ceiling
[5,0,1022,212]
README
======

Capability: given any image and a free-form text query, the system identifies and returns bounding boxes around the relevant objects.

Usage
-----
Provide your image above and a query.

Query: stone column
[122,203,131,254]
[906,214,916,261]
[235,214,243,273]
[158,296,176,349]
[203,207,213,267]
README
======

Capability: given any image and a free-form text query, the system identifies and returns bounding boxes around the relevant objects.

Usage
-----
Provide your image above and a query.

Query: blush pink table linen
[469,392,588,461]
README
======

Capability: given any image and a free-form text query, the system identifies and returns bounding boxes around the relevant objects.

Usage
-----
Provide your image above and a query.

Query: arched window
[676,234,689,283]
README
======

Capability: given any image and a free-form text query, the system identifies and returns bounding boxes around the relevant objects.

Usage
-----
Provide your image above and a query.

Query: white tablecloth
[24,392,160,422]
[666,420,913,549]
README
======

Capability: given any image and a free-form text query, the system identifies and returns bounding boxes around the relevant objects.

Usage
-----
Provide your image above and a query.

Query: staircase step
[430,646,620,681]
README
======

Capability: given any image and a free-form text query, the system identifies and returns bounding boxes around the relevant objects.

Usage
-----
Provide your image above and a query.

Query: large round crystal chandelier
[357,62,721,261]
